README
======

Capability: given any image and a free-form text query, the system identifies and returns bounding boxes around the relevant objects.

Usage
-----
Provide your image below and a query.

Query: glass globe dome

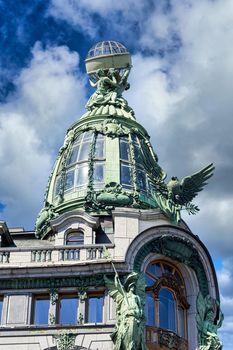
[86,41,129,59]
[85,40,131,75]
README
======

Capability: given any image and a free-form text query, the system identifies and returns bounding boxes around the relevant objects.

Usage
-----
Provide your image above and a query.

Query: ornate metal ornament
[53,333,77,350]
[50,287,59,305]
[196,292,223,350]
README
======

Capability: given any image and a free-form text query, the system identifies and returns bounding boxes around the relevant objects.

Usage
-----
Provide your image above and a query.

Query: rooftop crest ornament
[84,41,134,119]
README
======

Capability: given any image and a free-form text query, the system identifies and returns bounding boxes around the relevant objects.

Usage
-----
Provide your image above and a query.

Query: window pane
[78,142,90,161]
[0,300,3,323]
[145,274,156,287]
[159,288,177,332]
[120,139,129,161]
[54,177,60,196]
[131,133,139,144]
[60,298,78,325]
[95,136,104,158]
[76,165,88,186]
[147,262,162,278]
[34,299,49,325]
[179,307,186,338]
[145,292,155,326]
[67,145,79,165]
[64,170,74,191]
[120,163,131,186]
[163,263,173,275]
[83,131,93,141]
[93,162,104,183]
[87,296,103,323]
[134,145,141,163]
[73,133,82,145]
[137,169,147,191]
[66,232,84,245]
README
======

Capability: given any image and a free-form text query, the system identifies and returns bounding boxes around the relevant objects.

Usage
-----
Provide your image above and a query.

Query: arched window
[66,231,84,246]
[159,288,176,332]
[145,261,188,339]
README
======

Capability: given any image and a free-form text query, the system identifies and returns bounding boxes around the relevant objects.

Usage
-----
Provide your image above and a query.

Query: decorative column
[49,288,59,325]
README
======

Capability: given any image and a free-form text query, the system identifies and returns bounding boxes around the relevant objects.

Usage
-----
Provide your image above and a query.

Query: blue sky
[0,0,233,347]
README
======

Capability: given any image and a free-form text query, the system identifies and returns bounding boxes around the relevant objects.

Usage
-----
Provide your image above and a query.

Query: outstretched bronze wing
[135,273,146,307]
[104,275,124,306]
[179,163,214,205]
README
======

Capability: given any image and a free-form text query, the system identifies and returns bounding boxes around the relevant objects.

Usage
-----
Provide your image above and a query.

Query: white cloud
[0,113,51,228]
[0,43,86,228]
[48,0,146,39]
[5,43,86,151]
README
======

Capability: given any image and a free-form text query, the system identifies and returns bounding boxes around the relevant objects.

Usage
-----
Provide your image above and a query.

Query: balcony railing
[0,251,10,263]
[146,326,188,350]
[0,245,114,266]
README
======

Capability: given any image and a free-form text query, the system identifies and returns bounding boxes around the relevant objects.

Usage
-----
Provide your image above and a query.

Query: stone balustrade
[0,245,114,266]
[0,251,10,263]
[58,248,80,261]
[31,250,52,262]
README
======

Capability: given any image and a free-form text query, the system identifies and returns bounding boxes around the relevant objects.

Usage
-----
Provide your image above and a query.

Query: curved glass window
[54,131,106,198]
[94,162,104,183]
[145,291,155,326]
[145,261,187,339]
[66,232,84,246]
[93,134,105,188]
[159,288,177,332]
[132,134,147,192]
[118,134,159,196]
[119,137,132,189]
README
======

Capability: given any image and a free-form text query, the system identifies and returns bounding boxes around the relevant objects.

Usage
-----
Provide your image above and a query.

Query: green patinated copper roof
[35,41,214,239]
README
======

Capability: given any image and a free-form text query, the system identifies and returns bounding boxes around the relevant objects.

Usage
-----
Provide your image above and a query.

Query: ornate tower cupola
[35,41,214,240]
[36,41,165,239]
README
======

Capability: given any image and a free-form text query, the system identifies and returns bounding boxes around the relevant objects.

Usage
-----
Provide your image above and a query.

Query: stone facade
[0,208,219,350]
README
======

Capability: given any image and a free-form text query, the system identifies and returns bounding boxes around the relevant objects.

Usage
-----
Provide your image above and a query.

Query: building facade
[0,41,223,350]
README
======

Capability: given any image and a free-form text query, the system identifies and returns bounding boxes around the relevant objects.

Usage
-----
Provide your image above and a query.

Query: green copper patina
[133,234,209,297]
[85,67,134,120]
[103,247,147,350]
[35,41,215,238]
[196,292,223,349]
[53,332,77,350]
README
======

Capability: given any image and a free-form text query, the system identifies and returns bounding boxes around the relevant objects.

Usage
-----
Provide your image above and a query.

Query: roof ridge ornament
[84,41,135,120]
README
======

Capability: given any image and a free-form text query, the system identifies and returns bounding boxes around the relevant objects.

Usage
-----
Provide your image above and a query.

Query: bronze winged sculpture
[103,247,147,350]
[154,163,215,224]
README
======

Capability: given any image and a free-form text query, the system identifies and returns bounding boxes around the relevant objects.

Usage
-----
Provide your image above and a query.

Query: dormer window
[66,231,84,246]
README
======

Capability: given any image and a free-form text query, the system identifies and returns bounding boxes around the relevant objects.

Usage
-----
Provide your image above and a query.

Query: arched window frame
[145,260,189,339]
[65,230,85,246]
